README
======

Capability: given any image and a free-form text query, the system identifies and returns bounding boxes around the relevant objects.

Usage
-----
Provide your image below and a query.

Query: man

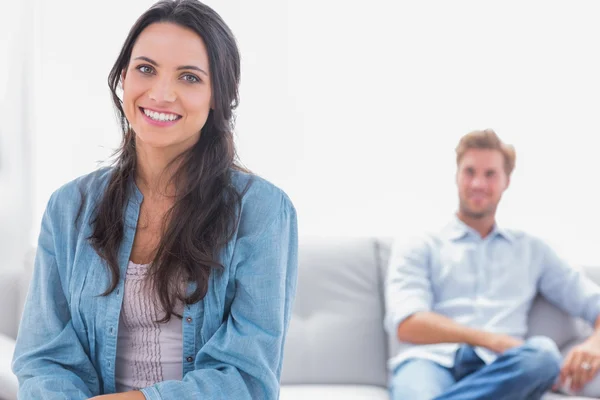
[385,129,600,399]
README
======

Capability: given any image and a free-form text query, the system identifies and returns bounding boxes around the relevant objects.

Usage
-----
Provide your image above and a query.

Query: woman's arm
[12,191,100,398]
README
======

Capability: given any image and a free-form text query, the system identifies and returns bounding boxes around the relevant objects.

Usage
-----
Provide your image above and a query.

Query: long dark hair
[90,0,247,321]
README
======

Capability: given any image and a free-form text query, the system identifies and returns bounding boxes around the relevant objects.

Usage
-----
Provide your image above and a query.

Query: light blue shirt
[384,215,600,370]
[12,167,298,399]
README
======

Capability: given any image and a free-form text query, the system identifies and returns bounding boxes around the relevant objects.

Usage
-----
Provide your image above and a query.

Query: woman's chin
[134,132,200,156]
[135,132,175,149]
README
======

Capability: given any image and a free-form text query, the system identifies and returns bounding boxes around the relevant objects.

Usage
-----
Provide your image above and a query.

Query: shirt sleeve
[12,192,100,398]
[384,235,434,338]
[537,240,600,326]
[140,192,298,400]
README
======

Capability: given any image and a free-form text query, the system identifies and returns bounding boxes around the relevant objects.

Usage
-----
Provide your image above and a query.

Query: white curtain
[0,0,33,270]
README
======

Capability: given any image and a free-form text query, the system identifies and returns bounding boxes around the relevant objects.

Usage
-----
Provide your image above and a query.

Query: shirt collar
[443,214,514,243]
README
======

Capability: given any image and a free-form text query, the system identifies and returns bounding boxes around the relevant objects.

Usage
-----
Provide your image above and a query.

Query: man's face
[456,148,510,219]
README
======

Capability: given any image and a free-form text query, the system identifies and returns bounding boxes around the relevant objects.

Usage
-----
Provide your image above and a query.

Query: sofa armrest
[0,269,21,339]
[0,333,18,400]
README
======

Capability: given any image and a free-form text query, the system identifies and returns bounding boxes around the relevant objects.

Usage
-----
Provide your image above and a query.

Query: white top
[115,261,184,392]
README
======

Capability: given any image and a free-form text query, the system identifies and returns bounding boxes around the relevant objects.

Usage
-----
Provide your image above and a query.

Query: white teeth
[142,108,179,122]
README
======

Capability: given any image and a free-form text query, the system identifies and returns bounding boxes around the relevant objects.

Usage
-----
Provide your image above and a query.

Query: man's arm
[536,239,600,392]
[590,316,600,341]
[537,239,600,325]
[398,311,521,353]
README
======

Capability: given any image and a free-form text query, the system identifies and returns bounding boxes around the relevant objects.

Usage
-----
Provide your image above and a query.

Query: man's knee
[390,359,453,400]
[519,336,562,380]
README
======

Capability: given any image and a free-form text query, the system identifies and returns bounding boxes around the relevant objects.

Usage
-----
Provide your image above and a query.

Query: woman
[12,1,298,399]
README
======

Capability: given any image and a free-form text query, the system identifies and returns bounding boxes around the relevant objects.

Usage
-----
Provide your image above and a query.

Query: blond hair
[456,129,516,176]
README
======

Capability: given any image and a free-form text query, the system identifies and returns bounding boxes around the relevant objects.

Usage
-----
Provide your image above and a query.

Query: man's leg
[390,358,455,400]
[434,336,562,400]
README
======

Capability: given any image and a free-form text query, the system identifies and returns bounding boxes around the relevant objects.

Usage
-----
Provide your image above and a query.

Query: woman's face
[122,22,212,154]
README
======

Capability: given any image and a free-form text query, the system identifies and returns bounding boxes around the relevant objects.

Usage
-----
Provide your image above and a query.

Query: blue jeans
[390,336,562,400]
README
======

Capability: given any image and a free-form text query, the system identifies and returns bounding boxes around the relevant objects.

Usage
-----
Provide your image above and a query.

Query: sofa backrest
[280,237,389,387]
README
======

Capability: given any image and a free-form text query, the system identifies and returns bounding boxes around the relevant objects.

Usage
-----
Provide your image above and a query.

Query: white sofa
[278,237,600,400]
[2,239,600,399]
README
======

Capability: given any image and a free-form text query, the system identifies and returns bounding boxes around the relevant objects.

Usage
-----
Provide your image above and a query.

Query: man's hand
[90,392,145,400]
[481,333,523,354]
[559,336,600,393]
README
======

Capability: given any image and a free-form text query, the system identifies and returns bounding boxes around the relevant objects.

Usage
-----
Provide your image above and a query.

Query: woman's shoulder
[46,167,115,214]
[230,169,296,225]
[231,169,294,208]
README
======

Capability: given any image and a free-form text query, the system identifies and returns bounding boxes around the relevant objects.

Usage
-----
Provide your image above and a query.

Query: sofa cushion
[280,385,389,400]
[280,237,388,387]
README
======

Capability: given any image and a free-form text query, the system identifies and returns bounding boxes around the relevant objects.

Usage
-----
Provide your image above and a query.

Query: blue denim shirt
[12,167,298,399]
[384,215,600,371]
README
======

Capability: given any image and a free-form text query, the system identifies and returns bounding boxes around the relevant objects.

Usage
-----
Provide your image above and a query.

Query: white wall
[0,0,33,270]
[28,0,600,266]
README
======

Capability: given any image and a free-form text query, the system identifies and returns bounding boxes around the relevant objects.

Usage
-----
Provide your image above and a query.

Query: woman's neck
[135,145,181,198]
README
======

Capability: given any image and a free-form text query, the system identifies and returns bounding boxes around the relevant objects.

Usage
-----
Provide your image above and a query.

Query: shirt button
[109,327,114,335]
[186,317,192,323]
[186,356,194,362]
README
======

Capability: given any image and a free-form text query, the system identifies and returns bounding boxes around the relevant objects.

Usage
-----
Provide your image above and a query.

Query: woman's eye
[137,65,154,74]
[182,74,200,83]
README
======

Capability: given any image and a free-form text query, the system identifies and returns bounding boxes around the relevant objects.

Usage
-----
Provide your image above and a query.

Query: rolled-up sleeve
[140,193,298,400]
[384,235,433,337]
[537,240,600,326]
